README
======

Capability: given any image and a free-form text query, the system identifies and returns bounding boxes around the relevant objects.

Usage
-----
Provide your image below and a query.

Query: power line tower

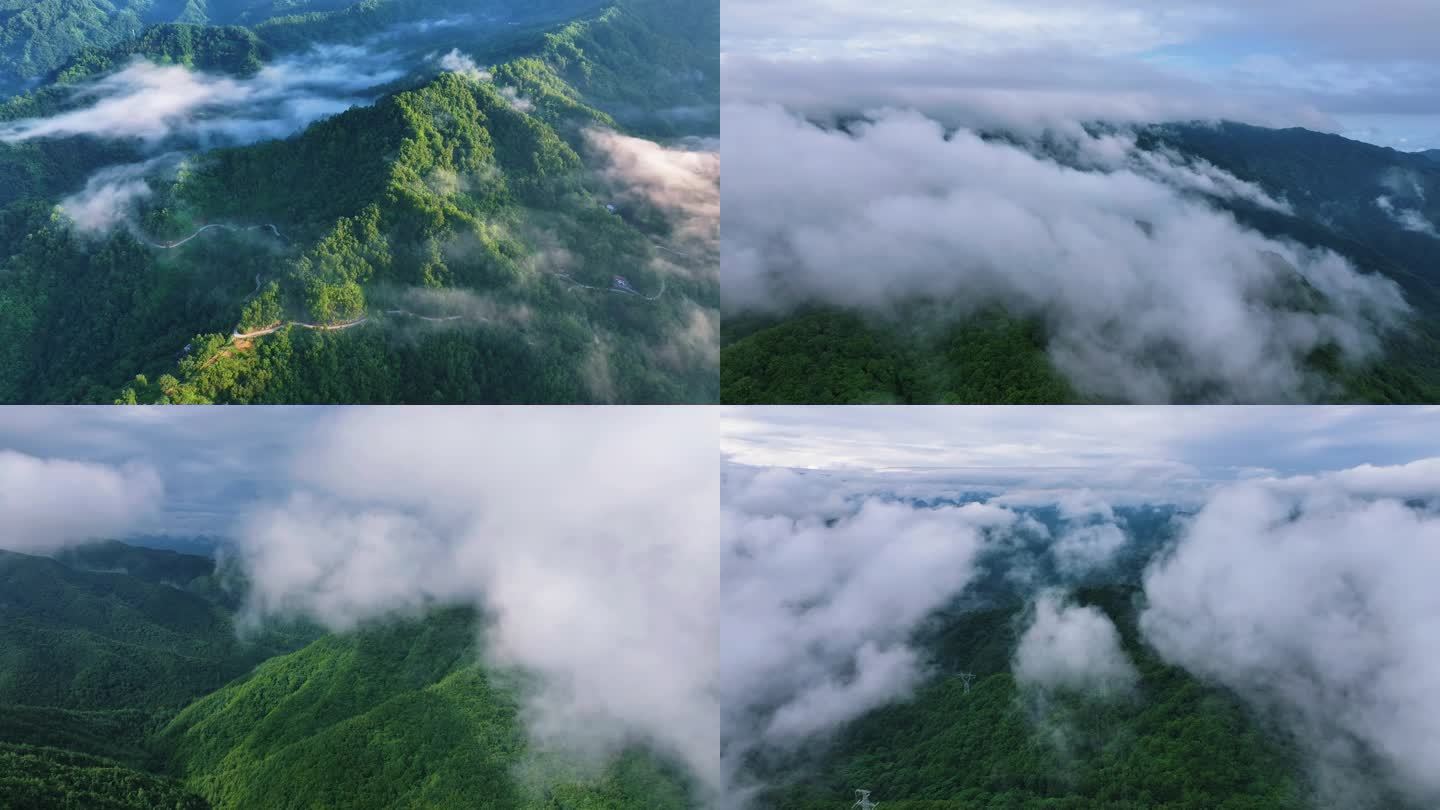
[959,672,975,694]
[853,789,878,809]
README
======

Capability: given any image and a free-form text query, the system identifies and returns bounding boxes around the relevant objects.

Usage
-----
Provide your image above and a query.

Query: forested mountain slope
[0,546,308,717]
[0,541,699,808]
[162,607,699,809]
[0,0,717,404]
[748,587,1323,809]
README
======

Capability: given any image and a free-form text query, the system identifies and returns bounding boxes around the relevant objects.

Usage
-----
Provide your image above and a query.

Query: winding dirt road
[148,223,287,249]
[556,274,666,301]
[231,317,368,340]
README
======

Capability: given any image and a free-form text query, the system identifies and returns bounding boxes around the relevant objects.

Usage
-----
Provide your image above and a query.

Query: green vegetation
[162,607,697,809]
[0,542,698,808]
[0,0,717,404]
[754,587,1310,809]
[0,547,311,716]
[721,309,1076,404]
[0,743,209,810]
[493,0,718,137]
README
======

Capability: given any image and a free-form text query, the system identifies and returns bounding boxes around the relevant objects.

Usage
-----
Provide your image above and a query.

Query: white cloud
[1051,521,1129,576]
[1142,470,1440,806]
[0,450,163,554]
[722,463,1020,794]
[722,0,1440,146]
[234,407,719,796]
[764,642,921,741]
[1377,195,1440,238]
[58,153,185,234]
[436,48,492,82]
[0,45,402,146]
[723,104,1409,402]
[1013,591,1138,696]
[587,129,721,260]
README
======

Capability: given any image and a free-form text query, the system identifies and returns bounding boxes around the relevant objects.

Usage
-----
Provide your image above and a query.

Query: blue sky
[722,0,1440,150]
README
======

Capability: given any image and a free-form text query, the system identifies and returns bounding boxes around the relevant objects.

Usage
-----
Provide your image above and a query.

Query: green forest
[0,0,718,404]
[0,542,702,809]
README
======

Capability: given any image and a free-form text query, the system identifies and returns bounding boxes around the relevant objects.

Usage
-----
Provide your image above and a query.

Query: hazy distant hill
[0,0,360,92]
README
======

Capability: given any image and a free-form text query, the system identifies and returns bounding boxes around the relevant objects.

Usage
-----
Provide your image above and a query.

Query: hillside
[0,546,310,717]
[0,743,210,810]
[746,587,1313,809]
[0,0,717,404]
[161,607,698,809]
[0,0,352,92]
[0,541,700,808]
[722,123,1440,405]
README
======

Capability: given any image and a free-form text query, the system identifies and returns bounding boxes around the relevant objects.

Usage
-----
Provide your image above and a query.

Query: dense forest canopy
[0,0,718,404]
[0,541,703,808]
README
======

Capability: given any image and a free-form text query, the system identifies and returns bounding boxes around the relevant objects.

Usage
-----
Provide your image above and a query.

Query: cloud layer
[1142,471,1440,807]
[721,424,1440,808]
[723,104,1409,402]
[0,449,162,553]
[0,44,402,147]
[722,0,1440,149]
[1014,591,1137,696]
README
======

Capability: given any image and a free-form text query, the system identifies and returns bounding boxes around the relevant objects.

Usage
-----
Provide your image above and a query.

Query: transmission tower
[853,789,878,809]
[959,672,975,694]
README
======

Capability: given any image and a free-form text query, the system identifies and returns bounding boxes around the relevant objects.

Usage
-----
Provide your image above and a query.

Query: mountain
[161,607,698,809]
[0,742,209,810]
[0,0,359,94]
[0,542,700,808]
[746,587,1310,809]
[0,0,718,404]
[1421,149,1440,164]
[0,545,309,717]
[722,123,1440,405]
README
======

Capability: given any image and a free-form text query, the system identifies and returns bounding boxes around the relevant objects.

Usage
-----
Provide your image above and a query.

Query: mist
[58,153,186,234]
[587,129,721,261]
[1014,591,1137,697]
[723,103,1410,402]
[1141,466,1440,808]
[1376,196,1440,238]
[231,408,719,798]
[0,449,162,554]
[719,461,1141,802]
[0,44,403,147]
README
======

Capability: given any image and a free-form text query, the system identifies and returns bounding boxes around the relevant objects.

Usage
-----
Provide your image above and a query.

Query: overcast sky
[0,406,327,537]
[722,406,1440,495]
[723,0,1440,150]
